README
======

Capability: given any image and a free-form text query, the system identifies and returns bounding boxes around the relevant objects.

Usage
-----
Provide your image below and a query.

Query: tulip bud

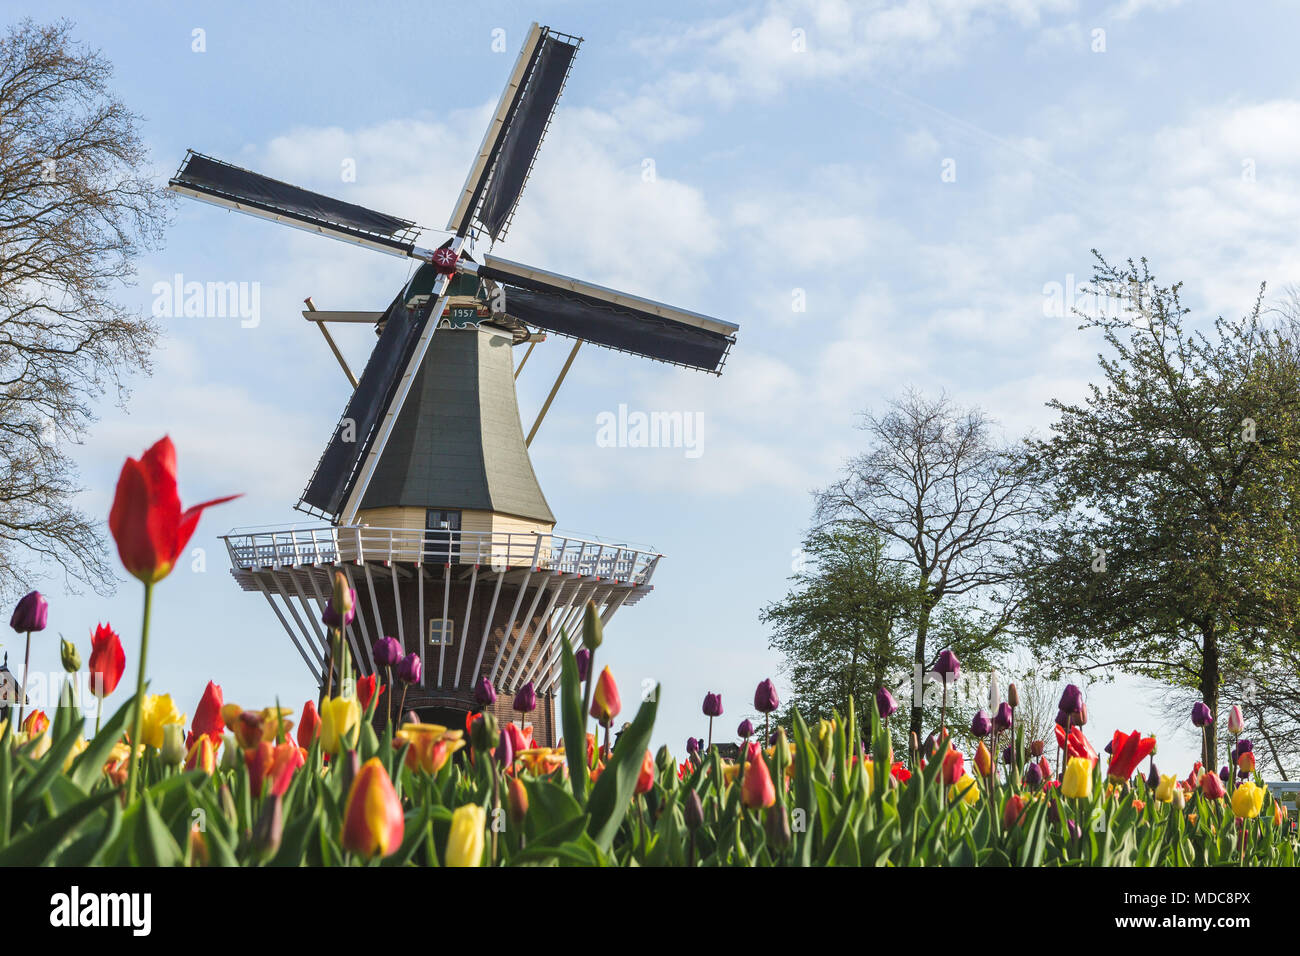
[741,751,776,809]
[252,793,284,862]
[1007,683,1019,709]
[581,599,603,651]
[496,729,514,769]
[219,783,238,826]
[1172,787,1186,810]
[974,741,992,777]
[219,734,240,772]
[684,789,705,831]
[161,723,186,766]
[738,719,755,739]
[373,636,402,668]
[1077,703,1088,727]
[1191,701,1213,727]
[1058,684,1083,715]
[876,686,898,719]
[575,647,591,681]
[9,590,48,633]
[506,775,528,826]
[512,681,537,713]
[702,692,723,718]
[971,709,992,737]
[338,748,361,795]
[470,711,498,753]
[656,745,673,774]
[764,802,792,850]
[686,736,701,756]
[590,667,621,727]
[1003,793,1027,828]
[60,638,81,673]
[932,648,960,679]
[473,677,497,708]
[1024,760,1043,789]
[1146,763,1159,791]
[323,572,355,628]
[397,652,422,685]
[1030,739,1045,758]
[445,803,487,867]
[753,679,780,714]
[1199,770,1226,800]
[1227,704,1244,736]
[992,702,1013,734]
[1067,819,1083,841]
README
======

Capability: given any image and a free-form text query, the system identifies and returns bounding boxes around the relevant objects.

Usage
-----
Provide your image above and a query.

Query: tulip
[741,750,776,809]
[738,718,755,739]
[231,710,264,750]
[1227,704,1244,736]
[268,741,305,797]
[139,694,185,750]
[341,758,404,858]
[1030,739,1045,758]
[942,747,965,786]
[1007,683,1020,708]
[581,599,603,651]
[356,674,383,713]
[1037,755,1053,781]
[590,666,621,727]
[446,803,486,866]
[60,638,81,674]
[1058,684,1083,715]
[1062,756,1093,799]
[496,728,514,769]
[1155,773,1177,803]
[684,790,705,831]
[320,695,361,753]
[506,775,529,825]
[1004,793,1027,827]
[396,653,422,687]
[245,741,274,796]
[932,648,960,679]
[992,702,1013,734]
[1067,819,1083,841]
[297,700,320,749]
[373,636,402,667]
[161,723,186,766]
[1199,770,1226,800]
[876,686,898,719]
[702,692,723,718]
[974,740,992,777]
[322,570,356,629]
[948,774,979,805]
[473,677,497,707]
[251,793,284,861]
[686,736,701,756]
[1106,729,1157,782]
[87,623,126,704]
[219,734,240,772]
[513,681,537,713]
[1191,701,1213,727]
[186,680,225,749]
[753,679,779,714]
[1171,787,1186,810]
[21,709,48,737]
[1024,761,1044,789]
[9,590,47,728]
[765,802,792,850]
[971,709,992,737]
[1146,763,1160,791]
[1236,745,1256,775]
[635,749,655,794]
[575,647,591,681]
[185,735,216,774]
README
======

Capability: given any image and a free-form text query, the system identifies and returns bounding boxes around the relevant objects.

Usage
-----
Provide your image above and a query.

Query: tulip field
[2,436,1297,869]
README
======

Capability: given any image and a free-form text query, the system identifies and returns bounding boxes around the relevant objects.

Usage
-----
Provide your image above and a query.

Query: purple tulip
[1103,740,1113,755]
[932,648,960,680]
[1067,819,1083,841]
[768,731,779,746]
[702,693,723,718]
[575,647,591,681]
[1024,761,1044,788]
[1219,765,1230,782]
[876,686,898,719]
[474,676,497,708]
[496,729,514,768]
[686,736,701,755]
[1146,764,1159,790]
[1191,702,1213,727]
[321,589,356,628]
[1054,709,1071,728]
[373,636,402,667]
[9,591,47,633]
[1233,739,1254,762]
[396,651,422,685]
[1058,684,1083,715]
[753,679,780,714]
[971,709,993,737]
[1001,744,1013,766]
[993,702,1013,734]
[513,681,537,713]
[738,719,755,738]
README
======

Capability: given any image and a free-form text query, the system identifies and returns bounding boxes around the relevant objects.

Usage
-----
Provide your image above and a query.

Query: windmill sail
[473,256,738,373]
[169,152,422,256]
[446,24,580,243]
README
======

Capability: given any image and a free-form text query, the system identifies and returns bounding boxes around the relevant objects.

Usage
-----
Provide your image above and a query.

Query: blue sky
[8,0,1300,774]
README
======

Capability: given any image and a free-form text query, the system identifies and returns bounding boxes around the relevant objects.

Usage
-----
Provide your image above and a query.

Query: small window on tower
[429,618,455,647]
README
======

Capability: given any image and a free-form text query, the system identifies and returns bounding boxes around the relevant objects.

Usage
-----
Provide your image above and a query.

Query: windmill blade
[169,151,424,257]
[469,255,738,373]
[446,23,580,243]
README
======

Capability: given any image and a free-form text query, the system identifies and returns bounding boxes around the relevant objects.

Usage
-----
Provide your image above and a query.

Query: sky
[6,0,1299,775]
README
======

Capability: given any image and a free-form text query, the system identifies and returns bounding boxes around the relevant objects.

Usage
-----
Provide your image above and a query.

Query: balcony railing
[222,525,660,585]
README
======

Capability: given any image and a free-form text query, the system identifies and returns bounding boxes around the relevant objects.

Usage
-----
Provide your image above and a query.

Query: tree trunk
[1200,623,1219,769]
[909,601,933,741]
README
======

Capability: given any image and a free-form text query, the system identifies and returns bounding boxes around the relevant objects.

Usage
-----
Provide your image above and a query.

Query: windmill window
[429,618,454,647]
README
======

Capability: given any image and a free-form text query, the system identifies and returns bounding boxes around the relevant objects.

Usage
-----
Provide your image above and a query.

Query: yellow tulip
[1154,773,1178,803]
[1061,757,1093,799]
[64,737,88,772]
[948,773,979,805]
[141,694,185,750]
[1231,781,1267,819]
[445,804,486,867]
[319,695,361,754]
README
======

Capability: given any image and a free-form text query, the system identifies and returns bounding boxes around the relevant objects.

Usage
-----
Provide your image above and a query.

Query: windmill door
[425,509,461,563]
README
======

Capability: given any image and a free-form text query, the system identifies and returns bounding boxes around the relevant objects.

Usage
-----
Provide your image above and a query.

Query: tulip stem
[581,648,597,741]
[17,630,31,728]
[125,581,154,803]
[95,695,103,736]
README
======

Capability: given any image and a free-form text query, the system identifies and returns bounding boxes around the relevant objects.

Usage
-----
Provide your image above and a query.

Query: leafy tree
[1020,254,1300,768]
[0,19,166,598]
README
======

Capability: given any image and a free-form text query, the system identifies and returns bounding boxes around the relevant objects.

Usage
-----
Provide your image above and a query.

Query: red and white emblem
[431,247,459,275]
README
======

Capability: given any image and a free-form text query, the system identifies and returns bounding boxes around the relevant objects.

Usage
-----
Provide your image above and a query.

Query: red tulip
[87,623,126,698]
[741,751,776,809]
[941,746,965,786]
[108,436,239,584]
[635,749,655,794]
[1054,722,1099,765]
[1106,729,1156,782]
[590,666,621,727]
[341,757,405,858]
[1199,770,1226,800]
[245,741,274,797]
[1003,793,1028,828]
[187,681,224,749]
[268,742,305,797]
[297,700,321,749]
[357,674,383,712]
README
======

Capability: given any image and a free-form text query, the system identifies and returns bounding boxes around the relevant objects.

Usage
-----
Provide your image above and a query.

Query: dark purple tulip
[971,709,993,737]
[396,651,422,685]
[738,719,755,738]
[575,647,591,681]
[1191,702,1213,727]
[1001,744,1013,766]
[1146,764,1159,790]
[1024,761,1043,788]
[1219,765,1230,782]
[932,648,960,679]
[1054,709,1071,728]
[1058,684,1083,715]
[496,729,514,768]
[1067,819,1083,841]
[474,676,497,708]
[993,702,1013,734]
[768,731,779,746]
[1233,739,1254,761]
[753,679,780,714]
[373,636,402,667]
[686,737,701,755]
[702,692,723,718]
[1048,798,1060,824]
[876,686,898,719]
[513,681,537,713]
[1103,740,1113,755]
[9,591,47,633]
[321,589,356,628]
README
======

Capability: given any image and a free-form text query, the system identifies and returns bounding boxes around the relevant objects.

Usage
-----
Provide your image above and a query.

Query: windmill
[167,23,738,742]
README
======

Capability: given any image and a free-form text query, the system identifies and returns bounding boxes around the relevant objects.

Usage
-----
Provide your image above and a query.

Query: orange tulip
[635,749,655,794]
[245,741,274,796]
[341,757,405,858]
[974,740,992,777]
[741,751,776,809]
[297,700,321,749]
[267,742,305,797]
[590,666,621,727]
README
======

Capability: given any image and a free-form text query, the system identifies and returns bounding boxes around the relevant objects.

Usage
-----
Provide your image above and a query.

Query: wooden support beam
[514,340,538,380]
[526,339,582,447]
[304,297,358,388]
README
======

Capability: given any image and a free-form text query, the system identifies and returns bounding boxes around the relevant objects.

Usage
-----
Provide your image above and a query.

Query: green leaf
[585,684,659,852]
[0,788,117,866]
[557,630,589,804]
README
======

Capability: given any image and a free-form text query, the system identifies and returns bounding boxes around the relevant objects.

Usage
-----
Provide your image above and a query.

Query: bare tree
[815,390,1042,740]
[0,19,166,598]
